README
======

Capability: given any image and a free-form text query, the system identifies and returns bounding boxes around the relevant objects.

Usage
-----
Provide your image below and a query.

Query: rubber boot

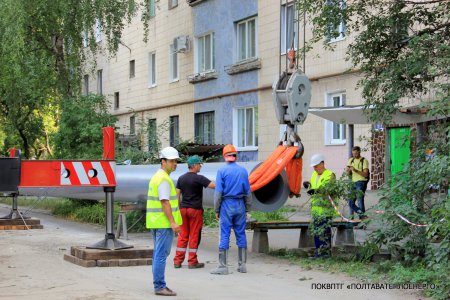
[237,247,247,273]
[210,249,229,275]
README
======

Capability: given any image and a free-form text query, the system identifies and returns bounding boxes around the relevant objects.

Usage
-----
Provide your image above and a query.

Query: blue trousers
[218,199,247,250]
[312,216,332,257]
[151,228,174,291]
[348,180,368,217]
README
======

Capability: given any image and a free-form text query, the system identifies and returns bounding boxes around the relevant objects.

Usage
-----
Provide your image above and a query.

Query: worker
[305,153,336,258]
[173,155,215,269]
[345,146,369,220]
[146,146,182,296]
[211,144,252,275]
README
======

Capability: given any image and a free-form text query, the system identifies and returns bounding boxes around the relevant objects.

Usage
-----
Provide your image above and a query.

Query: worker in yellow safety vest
[304,153,336,258]
[147,146,182,297]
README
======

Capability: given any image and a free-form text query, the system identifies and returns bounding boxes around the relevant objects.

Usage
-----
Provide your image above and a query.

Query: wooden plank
[71,246,153,260]
[0,218,41,226]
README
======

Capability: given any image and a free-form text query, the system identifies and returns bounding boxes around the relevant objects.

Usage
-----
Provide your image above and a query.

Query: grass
[269,248,449,300]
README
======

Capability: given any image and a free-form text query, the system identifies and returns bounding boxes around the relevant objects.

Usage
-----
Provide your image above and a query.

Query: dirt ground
[0,204,428,300]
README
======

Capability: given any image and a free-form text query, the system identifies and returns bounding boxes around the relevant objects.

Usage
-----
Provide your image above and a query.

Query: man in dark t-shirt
[173,155,215,269]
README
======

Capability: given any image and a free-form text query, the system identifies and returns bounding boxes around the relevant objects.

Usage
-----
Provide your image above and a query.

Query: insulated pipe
[19,162,291,212]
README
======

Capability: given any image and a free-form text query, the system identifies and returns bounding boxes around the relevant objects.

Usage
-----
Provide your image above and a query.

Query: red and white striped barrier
[60,161,115,186]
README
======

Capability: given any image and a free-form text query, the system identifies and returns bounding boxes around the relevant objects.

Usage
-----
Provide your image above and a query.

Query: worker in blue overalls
[210,144,252,275]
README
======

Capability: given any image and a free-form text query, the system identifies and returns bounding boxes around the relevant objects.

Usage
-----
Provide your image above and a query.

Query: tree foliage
[53,95,117,159]
[0,0,147,158]
[298,0,449,122]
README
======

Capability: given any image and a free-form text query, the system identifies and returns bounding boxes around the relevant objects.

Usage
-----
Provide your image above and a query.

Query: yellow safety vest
[310,169,337,218]
[146,169,182,229]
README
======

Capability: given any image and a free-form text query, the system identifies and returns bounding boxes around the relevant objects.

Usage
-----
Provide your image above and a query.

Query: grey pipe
[19,162,291,212]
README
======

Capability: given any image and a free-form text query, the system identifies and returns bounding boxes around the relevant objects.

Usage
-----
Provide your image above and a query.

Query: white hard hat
[160,147,180,159]
[310,153,325,167]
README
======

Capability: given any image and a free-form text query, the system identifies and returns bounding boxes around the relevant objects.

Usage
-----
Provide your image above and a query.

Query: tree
[0,0,151,158]
[298,1,449,298]
[53,95,117,159]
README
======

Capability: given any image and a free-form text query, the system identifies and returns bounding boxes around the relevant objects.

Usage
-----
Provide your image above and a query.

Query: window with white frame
[169,115,179,146]
[82,30,89,48]
[168,0,178,9]
[95,19,102,42]
[196,32,215,73]
[148,118,157,152]
[129,60,135,78]
[148,52,156,87]
[280,3,298,54]
[97,69,103,95]
[237,17,257,62]
[325,0,346,42]
[130,116,136,135]
[169,44,179,81]
[234,106,258,149]
[149,0,155,18]
[195,111,215,144]
[325,92,346,145]
[83,75,89,95]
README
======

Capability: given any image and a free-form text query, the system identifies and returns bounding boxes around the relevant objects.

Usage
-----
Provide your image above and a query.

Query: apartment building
[82,0,434,189]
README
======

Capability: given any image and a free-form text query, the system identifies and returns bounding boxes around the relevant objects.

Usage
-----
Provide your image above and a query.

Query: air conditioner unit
[173,35,189,53]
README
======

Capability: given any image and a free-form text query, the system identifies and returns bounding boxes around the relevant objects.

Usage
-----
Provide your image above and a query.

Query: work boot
[210,249,229,275]
[237,247,247,273]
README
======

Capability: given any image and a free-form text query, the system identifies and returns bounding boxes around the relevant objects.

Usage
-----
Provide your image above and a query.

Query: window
[169,44,179,81]
[234,106,258,149]
[281,3,298,54]
[168,0,178,9]
[130,60,135,78]
[130,116,136,135]
[114,92,119,109]
[169,115,179,146]
[97,69,103,95]
[95,19,102,42]
[237,17,257,61]
[82,31,89,48]
[325,92,346,144]
[325,0,346,42]
[148,118,157,152]
[148,52,156,87]
[196,33,215,73]
[83,75,89,95]
[195,112,215,144]
[149,0,155,18]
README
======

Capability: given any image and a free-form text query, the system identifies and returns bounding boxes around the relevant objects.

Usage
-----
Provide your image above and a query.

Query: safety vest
[310,169,337,218]
[146,169,182,229]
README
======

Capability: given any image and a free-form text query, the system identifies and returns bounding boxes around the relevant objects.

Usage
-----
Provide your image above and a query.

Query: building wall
[84,1,195,148]
[258,0,373,184]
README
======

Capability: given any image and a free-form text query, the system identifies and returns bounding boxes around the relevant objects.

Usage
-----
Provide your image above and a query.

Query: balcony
[187,71,218,84]
[224,58,262,75]
[187,0,208,7]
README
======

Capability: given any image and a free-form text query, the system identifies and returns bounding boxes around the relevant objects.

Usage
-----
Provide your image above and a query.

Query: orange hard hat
[223,144,237,156]
[223,144,237,161]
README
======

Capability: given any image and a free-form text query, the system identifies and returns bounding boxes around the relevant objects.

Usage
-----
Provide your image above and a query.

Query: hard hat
[160,147,180,159]
[310,153,325,167]
[223,144,237,162]
[187,155,203,167]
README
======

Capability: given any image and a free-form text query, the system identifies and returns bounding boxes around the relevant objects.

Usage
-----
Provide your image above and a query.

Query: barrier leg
[0,194,29,220]
[87,187,132,250]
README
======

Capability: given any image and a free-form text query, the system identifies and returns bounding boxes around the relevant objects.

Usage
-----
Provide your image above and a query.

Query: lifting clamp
[272,69,312,158]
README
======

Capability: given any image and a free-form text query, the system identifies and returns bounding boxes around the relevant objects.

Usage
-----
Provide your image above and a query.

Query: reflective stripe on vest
[146,169,182,228]
[310,169,337,217]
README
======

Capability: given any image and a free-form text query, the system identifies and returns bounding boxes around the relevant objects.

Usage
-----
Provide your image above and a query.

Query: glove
[303,181,311,189]
[307,189,316,196]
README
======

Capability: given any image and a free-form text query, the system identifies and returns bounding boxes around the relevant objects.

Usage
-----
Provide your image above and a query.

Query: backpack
[350,157,370,181]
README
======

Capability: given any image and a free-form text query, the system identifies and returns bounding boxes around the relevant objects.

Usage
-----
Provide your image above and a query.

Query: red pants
[173,208,203,266]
